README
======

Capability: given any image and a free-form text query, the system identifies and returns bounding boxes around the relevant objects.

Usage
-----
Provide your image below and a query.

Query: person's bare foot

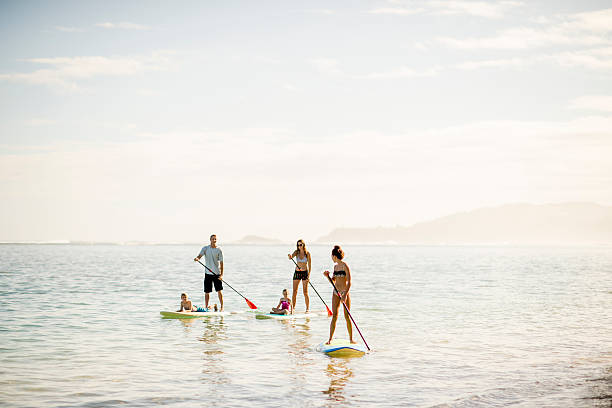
[350,339,357,344]
[325,339,332,345]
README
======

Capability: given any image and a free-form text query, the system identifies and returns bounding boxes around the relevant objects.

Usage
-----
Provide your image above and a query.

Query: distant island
[231,235,285,245]
[316,202,612,245]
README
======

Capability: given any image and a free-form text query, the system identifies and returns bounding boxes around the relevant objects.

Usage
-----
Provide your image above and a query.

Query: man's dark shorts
[204,273,223,293]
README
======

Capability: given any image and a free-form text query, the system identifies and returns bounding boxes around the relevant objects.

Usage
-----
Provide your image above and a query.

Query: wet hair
[210,234,216,240]
[332,245,344,260]
[181,293,187,298]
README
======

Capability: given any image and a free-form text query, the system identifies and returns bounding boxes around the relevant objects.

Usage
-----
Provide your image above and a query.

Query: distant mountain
[232,235,284,245]
[316,202,612,245]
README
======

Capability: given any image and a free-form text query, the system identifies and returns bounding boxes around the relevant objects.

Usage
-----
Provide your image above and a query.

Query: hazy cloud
[356,65,441,79]
[550,47,612,70]
[369,7,424,16]
[26,118,59,126]
[309,58,342,75]
[54,26,84,32]
[454,57,529,70]
[95,22,150,30]
[452,47,612,71]
[439,8,612,49]
[369,0,522,19]
[283,83,300,92]
[569,95,612,112]
[0,52,174,89]
[297,9,335,15]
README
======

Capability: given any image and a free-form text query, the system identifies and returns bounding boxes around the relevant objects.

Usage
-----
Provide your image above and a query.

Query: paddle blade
[326,306,333,317]
[245,298,258,309]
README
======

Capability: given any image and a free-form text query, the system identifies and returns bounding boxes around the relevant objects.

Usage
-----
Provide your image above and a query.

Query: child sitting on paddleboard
[178,293,208,312]
[270,289,292,315]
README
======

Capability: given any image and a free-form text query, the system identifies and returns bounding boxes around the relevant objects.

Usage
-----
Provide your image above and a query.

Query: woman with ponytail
[323,245,355,344]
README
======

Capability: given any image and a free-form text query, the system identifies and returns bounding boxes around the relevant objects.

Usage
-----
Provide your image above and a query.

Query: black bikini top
[333,270,346,277]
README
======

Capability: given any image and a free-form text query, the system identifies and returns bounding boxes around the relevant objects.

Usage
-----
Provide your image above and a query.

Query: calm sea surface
[0,244,610,407]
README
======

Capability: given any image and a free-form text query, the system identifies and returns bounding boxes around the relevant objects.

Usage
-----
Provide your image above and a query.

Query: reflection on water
[177,318,196,332]
[198,317,227,346]
[323,359,353,404]
[198,317,229,389]
[285,318,313,363]
[284,318,315,395]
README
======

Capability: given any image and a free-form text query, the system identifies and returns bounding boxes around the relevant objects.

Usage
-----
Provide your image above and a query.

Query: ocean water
[0,244,610,407]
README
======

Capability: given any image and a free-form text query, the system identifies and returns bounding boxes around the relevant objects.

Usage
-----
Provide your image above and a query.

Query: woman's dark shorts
[204,273,223,293]
[293,270,308,281]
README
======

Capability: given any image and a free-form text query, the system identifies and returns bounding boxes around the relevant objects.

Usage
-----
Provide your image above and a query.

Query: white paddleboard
[160,310,233,318]
[316,339,368,357]
[255,310,327,320]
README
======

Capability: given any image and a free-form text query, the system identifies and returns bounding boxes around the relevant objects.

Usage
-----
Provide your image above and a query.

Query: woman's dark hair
[332,245,344,260]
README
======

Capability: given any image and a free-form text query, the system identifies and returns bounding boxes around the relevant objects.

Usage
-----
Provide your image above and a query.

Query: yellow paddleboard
[316,339,367,357]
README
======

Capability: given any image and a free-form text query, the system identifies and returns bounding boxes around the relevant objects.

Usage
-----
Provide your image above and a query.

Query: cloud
[95,22,150,30]
[439,8,612,49]
[283,83,300,92]
[438,27,606,50]
[569,95,612,112]
[550,47,612,70]
[297,9,335,15]
[308,58,342,75]
[0,52,174,89]
[369,0,522,19]
[369,7,424,16]
[2,116,611,241]
[306,48,611,81]
[54,26,84,32]
[454,57,529,70]
[429,0,523,18]
[26,118,58,126]
[309,58,441,79]
[450,46,612,71]
[562,8,612,34]
[356,65,441,79]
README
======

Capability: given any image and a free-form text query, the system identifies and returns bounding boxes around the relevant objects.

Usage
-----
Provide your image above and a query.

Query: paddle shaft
[196,260,252,304]
[326,274,370,351]
[290,257,332,314]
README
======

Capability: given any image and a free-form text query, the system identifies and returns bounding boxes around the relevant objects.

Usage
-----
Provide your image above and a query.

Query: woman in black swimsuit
[287,239,311,313]
[323,245,355,344]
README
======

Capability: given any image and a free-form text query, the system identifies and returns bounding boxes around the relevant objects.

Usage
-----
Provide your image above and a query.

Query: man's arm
[194,246,206,262]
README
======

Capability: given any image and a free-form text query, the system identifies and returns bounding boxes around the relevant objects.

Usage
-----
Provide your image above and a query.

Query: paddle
[195,260,258,309]
[325,271,370,351]
[290,257,333,317]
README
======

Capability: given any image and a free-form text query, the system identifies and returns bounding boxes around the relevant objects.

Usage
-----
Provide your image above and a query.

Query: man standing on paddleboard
[194,234,224,311]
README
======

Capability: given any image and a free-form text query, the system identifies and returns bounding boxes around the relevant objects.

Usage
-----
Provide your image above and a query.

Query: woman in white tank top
[287,239,311,313]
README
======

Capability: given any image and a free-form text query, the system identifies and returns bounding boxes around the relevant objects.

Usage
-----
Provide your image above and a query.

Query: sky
[1,0,611,243]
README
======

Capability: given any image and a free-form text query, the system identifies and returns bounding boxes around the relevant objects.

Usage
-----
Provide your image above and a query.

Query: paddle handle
[326,272,370,351]
[291,258,308,272]
[196,260,247,302]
